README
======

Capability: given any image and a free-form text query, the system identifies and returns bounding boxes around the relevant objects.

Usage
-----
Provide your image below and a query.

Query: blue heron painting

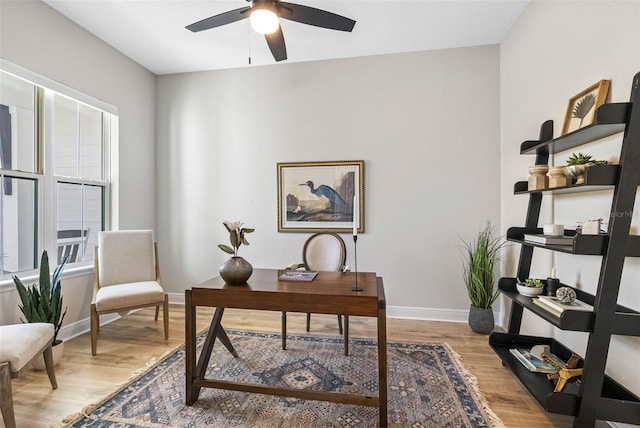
[281,164,358,225]
[299,181,348,213]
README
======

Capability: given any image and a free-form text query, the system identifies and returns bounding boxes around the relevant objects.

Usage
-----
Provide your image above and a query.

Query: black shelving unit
[490,72,640,427]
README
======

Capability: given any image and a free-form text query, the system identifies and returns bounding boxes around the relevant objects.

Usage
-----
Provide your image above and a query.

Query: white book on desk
[534,296,593,315]
[523,234,574,245]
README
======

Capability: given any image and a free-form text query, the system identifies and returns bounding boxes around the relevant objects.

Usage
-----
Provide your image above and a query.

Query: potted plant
[460,222,504,334]
[516,278,544,296]
[13,250,68,368]
[218,220,255,285]
[564,152,609,184]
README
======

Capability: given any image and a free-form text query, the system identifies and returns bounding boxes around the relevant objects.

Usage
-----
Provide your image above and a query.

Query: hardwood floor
[7,305,573,427]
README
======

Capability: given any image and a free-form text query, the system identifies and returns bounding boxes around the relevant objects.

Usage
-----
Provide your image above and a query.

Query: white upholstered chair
[90,230,169,355]
[0,323,57,428]
[282,233,349,350]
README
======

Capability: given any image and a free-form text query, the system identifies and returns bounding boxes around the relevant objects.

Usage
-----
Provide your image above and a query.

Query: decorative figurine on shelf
[528,164,549,191]
[556,286,577,303]
[580,218,603,235]
[546,266,561,296]
[549,166,570,188]
[541,352,583,392]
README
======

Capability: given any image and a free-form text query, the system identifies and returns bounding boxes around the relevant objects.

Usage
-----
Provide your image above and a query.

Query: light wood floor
[7,305,574,427]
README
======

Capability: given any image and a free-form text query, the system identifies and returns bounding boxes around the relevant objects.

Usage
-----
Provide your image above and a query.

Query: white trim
[0,264,93,292]
[57,312,120,342]
[0,59,118,115]
[168,292,185,305]
[45,300,496,345]
[386,305,469,323]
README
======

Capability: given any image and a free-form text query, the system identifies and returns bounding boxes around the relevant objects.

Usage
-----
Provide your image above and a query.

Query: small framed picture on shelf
[562,79,610,135]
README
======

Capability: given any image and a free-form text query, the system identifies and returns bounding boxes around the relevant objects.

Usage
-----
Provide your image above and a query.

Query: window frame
[0,60,116,284]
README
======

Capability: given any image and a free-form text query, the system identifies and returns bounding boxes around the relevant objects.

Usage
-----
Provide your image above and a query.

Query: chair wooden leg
[90,303,99,356]
[42,346,58,389]
[0,362,15,428]
[281,312,287,350]
[155,305,160,321]
[306,313,311,332]
[163,295,169,340]
[338,314,343,335]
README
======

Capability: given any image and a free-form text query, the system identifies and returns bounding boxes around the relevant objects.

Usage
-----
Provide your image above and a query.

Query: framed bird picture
[277,160,364,233]
[562,79,610,135]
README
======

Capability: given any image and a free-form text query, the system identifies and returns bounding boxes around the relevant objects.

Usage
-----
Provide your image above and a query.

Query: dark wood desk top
[190,268,384,317]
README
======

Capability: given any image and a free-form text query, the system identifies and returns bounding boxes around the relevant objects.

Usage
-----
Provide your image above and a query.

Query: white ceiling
[43,0,529,75]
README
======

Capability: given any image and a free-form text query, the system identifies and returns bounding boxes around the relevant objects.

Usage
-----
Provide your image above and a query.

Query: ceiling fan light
[250,9,279,34]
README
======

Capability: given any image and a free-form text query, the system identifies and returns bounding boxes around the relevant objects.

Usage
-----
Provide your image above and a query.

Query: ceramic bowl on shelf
[516,284,544,296]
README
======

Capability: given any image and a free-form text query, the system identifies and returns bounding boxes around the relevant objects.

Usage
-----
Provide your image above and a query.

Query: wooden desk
[185,268,387,427]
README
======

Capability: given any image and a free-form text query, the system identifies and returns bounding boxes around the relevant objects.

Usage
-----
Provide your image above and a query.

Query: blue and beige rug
[64,330,504,427]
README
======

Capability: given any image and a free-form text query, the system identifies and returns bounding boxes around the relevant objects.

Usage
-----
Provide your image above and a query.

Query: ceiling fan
[186,0,356,62]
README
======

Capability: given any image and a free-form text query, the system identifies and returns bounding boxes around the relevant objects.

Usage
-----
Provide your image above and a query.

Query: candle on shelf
[551,266,557,278]
[353,194,358,236]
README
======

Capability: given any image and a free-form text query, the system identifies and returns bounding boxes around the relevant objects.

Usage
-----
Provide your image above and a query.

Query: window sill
[0,263,94,293]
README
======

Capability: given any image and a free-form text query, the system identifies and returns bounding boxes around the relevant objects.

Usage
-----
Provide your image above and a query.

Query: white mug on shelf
[543,224,564,237]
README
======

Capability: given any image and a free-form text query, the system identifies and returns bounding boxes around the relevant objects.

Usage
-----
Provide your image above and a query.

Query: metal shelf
[513,164,619,195]
[520,103,631,155]
[506,227,608,255]
[489,333,640,424]
[499,278,640,335]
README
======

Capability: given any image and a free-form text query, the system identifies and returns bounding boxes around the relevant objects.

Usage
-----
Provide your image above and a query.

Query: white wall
[0,0,156,333]
[500,0,640,399]
[156,46,501,318]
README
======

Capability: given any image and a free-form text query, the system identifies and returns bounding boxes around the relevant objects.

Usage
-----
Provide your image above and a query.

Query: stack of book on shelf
[523,234,574,245]
[533,295,594,316]
[509,348,565,373]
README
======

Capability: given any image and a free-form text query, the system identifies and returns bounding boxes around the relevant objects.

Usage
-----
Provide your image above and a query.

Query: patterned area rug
[64,330,504,427]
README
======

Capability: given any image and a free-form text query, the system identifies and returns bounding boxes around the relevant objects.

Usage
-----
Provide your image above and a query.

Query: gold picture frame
[562,80,610,135]
[277,160,364,233]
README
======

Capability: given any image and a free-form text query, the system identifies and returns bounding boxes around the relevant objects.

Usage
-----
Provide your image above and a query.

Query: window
[0,66,115,277]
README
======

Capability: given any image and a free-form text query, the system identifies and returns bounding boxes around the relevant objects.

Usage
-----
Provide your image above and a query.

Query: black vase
[468,305,494,335]
[219,256,253,285]
[546,278,561,296]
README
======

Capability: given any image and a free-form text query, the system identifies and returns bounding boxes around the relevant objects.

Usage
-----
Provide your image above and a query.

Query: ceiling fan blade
[278,2,356,32]
[265,26,287,62]
[186,6,251,32]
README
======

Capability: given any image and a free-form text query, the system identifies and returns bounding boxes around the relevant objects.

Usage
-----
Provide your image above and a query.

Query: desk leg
[216,326,238,358]
[378,308,388,427]
[281,312,287,350]
[197,307,231,377]
[344,315,349,356]
[185,290,199,405]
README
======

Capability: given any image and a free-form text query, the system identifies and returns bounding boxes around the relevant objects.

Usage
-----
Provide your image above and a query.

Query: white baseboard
[58,312,121,342]
[57,297,494,341]
[386,305,468,323]
[168,292,185,305]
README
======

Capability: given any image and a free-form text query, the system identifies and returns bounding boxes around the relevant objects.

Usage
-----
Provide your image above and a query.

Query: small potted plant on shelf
[564,152,609,185]
[13,250,69,369]
[516,278,544,296]
[460,222,505,334]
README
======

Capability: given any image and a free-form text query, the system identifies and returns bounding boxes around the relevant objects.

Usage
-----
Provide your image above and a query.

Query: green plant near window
[13,251,68,345]
[460,222,504,309]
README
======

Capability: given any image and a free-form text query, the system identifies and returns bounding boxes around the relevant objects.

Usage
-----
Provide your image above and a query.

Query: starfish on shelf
[541,352,583,392]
